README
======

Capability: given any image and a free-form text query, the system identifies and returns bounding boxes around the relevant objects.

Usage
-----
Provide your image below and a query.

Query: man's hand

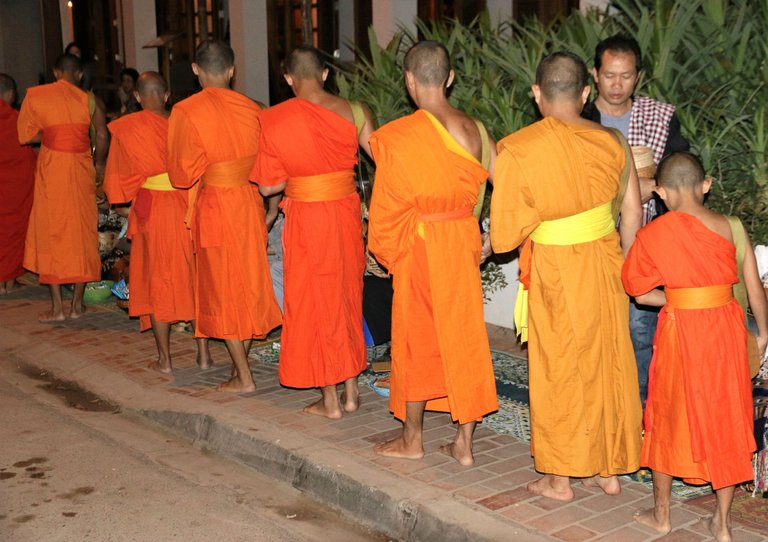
[480,232,492,265]
[639,176,656,204]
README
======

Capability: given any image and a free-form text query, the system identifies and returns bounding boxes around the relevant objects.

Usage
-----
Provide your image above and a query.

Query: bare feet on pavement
[439,442,474,466]
[147,359,172,375]
[196,351,213,370]
[38,310,66,323]
[339,391,360,413]
[374,436,424,460]
[526,477,575,502]
[217,377,256,393]
[69,305,88,319]
[303,398,343,419]
[582,475,621,495]
[633,508,671,535]
[707,515,732,542]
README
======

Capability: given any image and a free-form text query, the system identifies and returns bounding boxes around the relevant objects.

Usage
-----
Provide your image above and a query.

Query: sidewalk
[0,283,765,542]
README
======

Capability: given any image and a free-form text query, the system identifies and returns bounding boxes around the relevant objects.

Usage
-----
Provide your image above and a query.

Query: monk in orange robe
[104,72,211,374]
[167,40,281,392]
[17,54,109,321]
[0,74,36,294]
[622,152,767,541]
[254,46,374,418]
[368,41,498,466]
[490,52,643,500]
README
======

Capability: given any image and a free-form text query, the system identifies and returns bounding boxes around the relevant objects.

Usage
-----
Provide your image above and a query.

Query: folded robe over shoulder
[17,80,100,284]
[104,109,194,331]
[253,98,366,388]
[622,212,755,489]
[491,117,642,477]
[368,109,498,425]
[167,88,281,340]
[0,100,36,282]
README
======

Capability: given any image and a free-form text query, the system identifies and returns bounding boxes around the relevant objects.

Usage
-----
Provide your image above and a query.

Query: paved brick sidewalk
[0,284,765,541]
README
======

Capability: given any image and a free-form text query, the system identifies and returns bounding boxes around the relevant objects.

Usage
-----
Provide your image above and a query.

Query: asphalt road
[0,359,389,542]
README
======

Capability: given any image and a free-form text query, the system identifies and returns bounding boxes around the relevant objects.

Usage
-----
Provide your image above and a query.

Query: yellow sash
[515,201,615,343]
[142,172,175,191]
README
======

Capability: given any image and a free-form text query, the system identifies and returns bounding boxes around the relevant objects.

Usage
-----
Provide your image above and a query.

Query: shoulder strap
[726,215,748,314]
[472,119,490,220]
[611,129,632,222]
[349,100,365,138]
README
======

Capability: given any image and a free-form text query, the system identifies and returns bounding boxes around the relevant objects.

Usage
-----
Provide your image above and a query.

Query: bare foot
[582,475,621,495]
[38,310,66,323]
[147,359,172,375]
[196,352,213,370]
[526,477,575,502]
[374,436,424,460]
[216,377,256,393]
[439,442,474,466]
[303,398,343,420]
[339,391,360,413]
[68,305,88,319]
[1,280,25,294]
[633,508,671,535]
[708,515,732,542]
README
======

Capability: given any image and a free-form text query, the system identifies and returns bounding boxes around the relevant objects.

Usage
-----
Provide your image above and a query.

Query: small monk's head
[532,51,590,114]
[284,45,327,89]
[0,73,17,106]
[403,40,454,99]
[655,152,711,207]
[53,53,83,85]
[135,71,169,112]
[192,39,235,87]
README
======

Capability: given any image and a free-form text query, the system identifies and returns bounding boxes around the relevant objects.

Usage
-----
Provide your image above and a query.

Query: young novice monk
[622,152,768,542]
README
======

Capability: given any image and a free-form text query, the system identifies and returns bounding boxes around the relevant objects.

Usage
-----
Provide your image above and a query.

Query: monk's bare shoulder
[441,109,482,162]
[317,93,355,124]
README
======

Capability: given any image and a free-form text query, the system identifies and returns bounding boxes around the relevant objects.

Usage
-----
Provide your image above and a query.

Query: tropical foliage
[337,0,768,243]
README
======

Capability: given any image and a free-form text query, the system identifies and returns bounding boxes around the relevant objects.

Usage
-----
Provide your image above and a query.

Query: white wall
[0,0,45,97]
[120,0,158,73]
[229,0,270,104]
[337,0,356,62]
[486,0,513,27]
[372,0,417,46]
[483,259,519,330]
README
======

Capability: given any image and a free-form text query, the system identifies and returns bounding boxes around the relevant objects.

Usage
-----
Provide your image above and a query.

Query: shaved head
[136,71,167,97]
[404,41,451,87]
[54,53,82,75]
[656,152,706,190]
[535,51,588,101]
[0,73,16,95]
[195,39,235,75]
[285,46,325,80]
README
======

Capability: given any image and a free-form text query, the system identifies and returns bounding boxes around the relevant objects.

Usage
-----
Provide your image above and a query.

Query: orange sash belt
[285,170,356,202]
[665,284,733,309]
[420,205,474,222]
[41,123,90,153]
[185,154,256,227]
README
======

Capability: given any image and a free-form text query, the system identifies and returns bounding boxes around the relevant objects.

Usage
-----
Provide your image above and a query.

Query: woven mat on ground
[687,489,768,533]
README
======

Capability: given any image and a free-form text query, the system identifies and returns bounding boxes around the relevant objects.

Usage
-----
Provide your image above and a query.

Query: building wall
[229,0,270,104]
[120,0,159,73]
[0,0,46,99]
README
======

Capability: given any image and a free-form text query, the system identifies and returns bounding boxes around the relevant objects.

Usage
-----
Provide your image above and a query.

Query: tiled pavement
[0,282,765,541]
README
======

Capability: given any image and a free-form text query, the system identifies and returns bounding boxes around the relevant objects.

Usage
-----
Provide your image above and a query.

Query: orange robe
[368,110,498,424]
[17,79,100,284]
[491,117,642,477]
[104,110,194,331]
[0,100,36,281]
[167,88,281,340]
[622,212,755,489]
[252,98,365,388]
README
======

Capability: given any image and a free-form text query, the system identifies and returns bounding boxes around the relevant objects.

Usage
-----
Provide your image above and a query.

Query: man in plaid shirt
[582,34,689,406]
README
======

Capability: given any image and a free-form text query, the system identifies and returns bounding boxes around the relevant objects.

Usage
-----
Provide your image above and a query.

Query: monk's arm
[485,133,497,184]
[638,177,656,204]
[744,232,768,354]
[92,100,110,179]
[265,193,282,231]
[259,181,285,197]
[358,105,376,160]
[633,288,666,307]
[618,160,642,254]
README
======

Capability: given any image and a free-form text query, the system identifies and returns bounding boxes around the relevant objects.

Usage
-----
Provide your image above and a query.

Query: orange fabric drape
[104,110,194,331]
[622,212,755,489]
[253,98,365,388]
[490,117,641,477]
[368,110,497,424]
[18,79,99,284]
[167,88,281,341]
[0,100,36,282]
